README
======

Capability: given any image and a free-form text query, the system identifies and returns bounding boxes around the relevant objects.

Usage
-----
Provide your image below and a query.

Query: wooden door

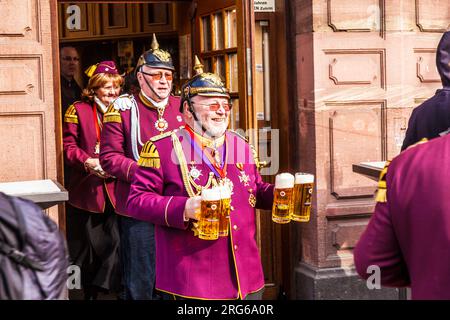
[0,0,61,224]
[192,0,282,299]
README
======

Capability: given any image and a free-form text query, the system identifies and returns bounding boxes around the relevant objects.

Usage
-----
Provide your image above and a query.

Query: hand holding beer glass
[271,172,315,224]
[291,173,314,222]
[272,173,295,224]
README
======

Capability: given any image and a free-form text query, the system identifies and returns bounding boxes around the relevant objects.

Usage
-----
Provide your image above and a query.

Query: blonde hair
[82,73,124,102]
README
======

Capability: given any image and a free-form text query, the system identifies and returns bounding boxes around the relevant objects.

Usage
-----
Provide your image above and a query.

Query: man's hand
[84,158,111,178]
[183,196,202,221]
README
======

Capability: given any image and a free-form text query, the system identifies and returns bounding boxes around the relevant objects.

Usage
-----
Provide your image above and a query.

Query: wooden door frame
[255,0,298,299]
[51,0,67,232]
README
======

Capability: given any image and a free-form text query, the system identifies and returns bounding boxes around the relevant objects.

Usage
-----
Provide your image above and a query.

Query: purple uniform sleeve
[353,201,410,287]
[63,120,90,171]
[127,156,189,230]
[100,117,137,182]
[254,168,274,210]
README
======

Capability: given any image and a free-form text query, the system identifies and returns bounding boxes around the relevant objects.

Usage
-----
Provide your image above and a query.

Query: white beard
[194,116,228,138]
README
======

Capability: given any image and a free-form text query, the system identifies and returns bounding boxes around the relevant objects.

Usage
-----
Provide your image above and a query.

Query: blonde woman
[63,61,123,299]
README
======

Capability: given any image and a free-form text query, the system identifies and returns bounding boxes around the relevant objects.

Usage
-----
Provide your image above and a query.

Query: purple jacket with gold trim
[63,101,116,213]
[126,128,274,299]
[100,94,182,216]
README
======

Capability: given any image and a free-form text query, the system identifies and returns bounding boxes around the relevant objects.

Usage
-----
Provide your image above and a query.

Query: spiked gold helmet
[135,33,175,73]
[180,56,230,112]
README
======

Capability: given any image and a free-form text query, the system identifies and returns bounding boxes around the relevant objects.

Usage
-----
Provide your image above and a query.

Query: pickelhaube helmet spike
[179,56,230,112]
[193,55,204,75]
[151,33,159,51]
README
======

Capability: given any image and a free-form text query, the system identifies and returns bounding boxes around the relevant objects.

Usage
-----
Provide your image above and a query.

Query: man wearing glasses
[100,34,183,300]
[60,46,82,116]
[126,57,275,300]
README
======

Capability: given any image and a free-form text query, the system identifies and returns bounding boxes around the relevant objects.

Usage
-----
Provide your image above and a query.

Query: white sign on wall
[254,0,275,12]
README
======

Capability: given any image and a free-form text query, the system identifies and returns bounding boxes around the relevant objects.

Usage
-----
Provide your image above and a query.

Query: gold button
[234,245,238,250]
[233,225,238,230]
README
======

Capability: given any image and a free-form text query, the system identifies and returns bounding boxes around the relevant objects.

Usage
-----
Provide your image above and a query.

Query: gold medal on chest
[155,118,168,132]
[248,193,256,207]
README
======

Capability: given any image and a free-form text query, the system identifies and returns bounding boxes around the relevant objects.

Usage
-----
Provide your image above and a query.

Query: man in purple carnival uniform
[100,34,183,300]
[354,135,450,299]
[63,61,123,299]
[127,57,275,300]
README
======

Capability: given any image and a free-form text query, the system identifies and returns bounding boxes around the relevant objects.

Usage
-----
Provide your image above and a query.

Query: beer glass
[291,173,314,222]
[218,185,231,237]
[198,187,221,240]
[272,173,295,224]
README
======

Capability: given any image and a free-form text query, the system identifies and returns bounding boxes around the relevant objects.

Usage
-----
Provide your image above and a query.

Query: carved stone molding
[414,48,441,83]
[327,100,387,200]
[0,55,44,101]
[0,0,40,41]
[0,112,47,181]
[324,49,386,89]
[416,0,450,32]
[330,220,368,250]
[327,0,385,37]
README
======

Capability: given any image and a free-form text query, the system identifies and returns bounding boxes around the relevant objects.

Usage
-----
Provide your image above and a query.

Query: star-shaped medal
[239,171,250,186]
[189,164,202,181]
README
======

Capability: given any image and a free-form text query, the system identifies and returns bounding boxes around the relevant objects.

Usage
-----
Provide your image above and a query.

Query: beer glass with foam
[272,173,295,224]
[218,185,231,236]
[199,187,221,240]
[291,173,314,222]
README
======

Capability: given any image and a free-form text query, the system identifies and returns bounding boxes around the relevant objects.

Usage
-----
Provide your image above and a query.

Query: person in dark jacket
[401,31,450,151]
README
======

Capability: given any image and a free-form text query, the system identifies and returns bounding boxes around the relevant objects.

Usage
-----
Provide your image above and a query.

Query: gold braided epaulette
[150,130,175,142]
[375,160,391,203]
[137,140,160,168]
[103,104,121,123]
[64,104,78,124]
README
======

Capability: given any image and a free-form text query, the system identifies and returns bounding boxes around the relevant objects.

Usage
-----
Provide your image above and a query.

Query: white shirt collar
[140,90,169,109]
[94,96,108,113]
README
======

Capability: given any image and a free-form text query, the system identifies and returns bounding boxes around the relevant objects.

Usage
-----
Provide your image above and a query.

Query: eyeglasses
[192,102,233,112]
[62,56,80,62]
[140,71,173,81]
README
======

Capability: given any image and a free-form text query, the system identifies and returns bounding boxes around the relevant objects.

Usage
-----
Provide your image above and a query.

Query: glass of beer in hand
[218,185,231,237]
[272,173,295,224]
[198,187,221,240]
[291,173,314,222]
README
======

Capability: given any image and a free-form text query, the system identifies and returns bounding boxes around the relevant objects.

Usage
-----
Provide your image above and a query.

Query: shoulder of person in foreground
[103,94,136,124]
